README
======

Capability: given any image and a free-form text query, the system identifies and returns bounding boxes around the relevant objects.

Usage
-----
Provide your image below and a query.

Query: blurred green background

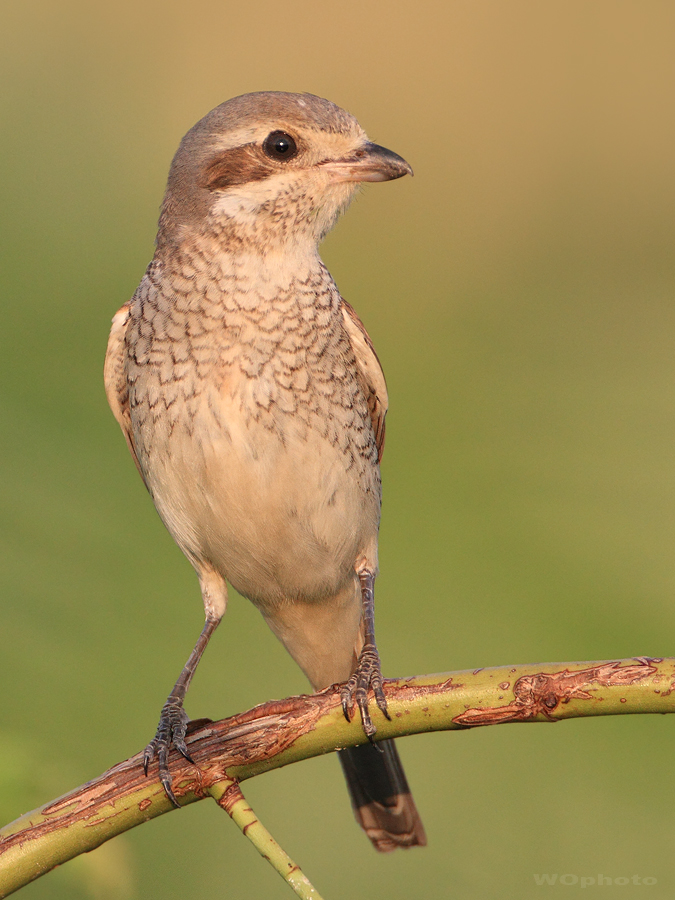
[2,1,675,897]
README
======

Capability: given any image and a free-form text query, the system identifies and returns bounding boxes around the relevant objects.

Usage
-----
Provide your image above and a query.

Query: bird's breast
[125,265,381,605]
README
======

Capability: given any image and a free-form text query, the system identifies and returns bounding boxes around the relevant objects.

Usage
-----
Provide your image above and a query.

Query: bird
[104,91,425,852]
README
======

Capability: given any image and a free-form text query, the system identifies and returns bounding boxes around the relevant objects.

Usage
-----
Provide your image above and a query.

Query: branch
[1,657,673,897]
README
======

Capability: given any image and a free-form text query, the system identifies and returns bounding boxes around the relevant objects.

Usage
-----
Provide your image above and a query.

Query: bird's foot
[341,643,391,739]
[143,698,193,807]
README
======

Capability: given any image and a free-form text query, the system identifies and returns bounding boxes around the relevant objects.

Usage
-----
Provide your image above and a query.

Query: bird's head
[156,91,412,256]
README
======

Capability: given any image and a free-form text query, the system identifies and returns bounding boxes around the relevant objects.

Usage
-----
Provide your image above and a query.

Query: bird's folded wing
[340,299,388,461]
[104,301,145,481]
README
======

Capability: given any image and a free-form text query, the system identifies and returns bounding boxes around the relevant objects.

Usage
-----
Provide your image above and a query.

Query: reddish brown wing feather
[340,299,389,462]
[104,301,146,482]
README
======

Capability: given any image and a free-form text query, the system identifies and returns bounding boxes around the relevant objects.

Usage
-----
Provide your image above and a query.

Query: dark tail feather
[338,739,426,852]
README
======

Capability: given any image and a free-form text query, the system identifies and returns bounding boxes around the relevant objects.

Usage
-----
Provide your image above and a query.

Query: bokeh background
[2,1,675,897]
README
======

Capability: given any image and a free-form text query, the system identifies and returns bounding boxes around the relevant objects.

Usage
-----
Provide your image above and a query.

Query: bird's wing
[104,301,145,481]
[340,299,388,462]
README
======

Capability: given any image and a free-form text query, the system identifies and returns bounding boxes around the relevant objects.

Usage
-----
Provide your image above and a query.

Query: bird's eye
[263,131,298,161]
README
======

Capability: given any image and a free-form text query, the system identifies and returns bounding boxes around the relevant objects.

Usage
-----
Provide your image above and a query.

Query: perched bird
[104,91,425,852]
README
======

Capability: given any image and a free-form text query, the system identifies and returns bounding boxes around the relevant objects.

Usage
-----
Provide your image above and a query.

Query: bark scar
[452,660,658,727]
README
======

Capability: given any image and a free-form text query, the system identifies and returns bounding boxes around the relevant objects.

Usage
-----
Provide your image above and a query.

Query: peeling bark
[2,661,675,897]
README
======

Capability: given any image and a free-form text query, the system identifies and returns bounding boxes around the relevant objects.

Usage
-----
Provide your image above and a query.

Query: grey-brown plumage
[105,91,425,851]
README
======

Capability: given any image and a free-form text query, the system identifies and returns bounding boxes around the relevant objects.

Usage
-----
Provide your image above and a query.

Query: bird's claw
[143,699,193,807]
[341,644,391,740]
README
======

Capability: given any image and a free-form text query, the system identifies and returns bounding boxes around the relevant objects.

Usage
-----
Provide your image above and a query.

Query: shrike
[105,91,425,851]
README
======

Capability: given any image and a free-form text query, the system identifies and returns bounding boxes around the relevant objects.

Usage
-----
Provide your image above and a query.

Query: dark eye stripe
[201,144,276,191]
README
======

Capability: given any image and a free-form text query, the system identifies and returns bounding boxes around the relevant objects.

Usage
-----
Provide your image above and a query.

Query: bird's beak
[320,142,413,183]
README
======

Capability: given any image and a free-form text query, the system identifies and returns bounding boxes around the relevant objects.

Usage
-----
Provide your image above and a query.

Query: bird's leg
[143,614,221,806]
[341,569,391,738]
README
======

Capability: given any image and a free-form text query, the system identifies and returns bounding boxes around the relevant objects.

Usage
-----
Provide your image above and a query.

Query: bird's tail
[338,739,426,852]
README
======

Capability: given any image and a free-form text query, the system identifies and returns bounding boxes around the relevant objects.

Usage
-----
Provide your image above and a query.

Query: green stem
[1,657,673,897]
[209,780,324,900]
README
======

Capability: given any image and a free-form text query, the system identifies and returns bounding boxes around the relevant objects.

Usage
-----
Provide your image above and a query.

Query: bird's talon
[341,679,357,721]
[362,715,377,739]
[159,770,181,808]
[143,701,192,805]
[142,745,154,775]
[374,683,390,719]
[343,642,389,739]
[176,743,194,764]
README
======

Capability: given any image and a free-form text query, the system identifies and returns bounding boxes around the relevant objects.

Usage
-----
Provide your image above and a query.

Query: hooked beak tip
[322,142,413,184]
